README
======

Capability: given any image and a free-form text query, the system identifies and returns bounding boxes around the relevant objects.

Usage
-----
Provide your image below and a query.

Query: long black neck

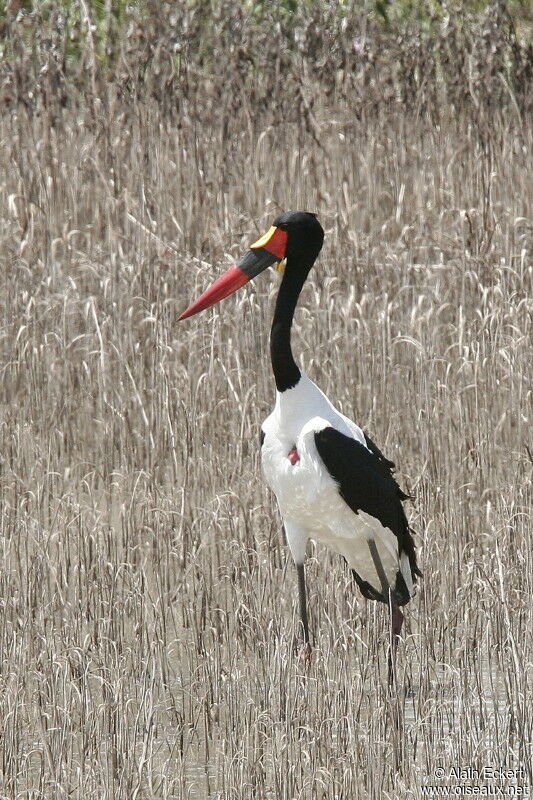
[270,265,309,392]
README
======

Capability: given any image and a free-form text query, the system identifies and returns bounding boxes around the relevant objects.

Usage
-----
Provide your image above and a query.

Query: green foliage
[0,0,531,118]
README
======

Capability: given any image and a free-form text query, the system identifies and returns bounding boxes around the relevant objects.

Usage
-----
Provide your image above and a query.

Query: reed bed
[0,3,532,798]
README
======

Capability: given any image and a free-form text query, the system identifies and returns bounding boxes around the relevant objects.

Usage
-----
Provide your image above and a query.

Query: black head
[272,211,325,269]
[179,211,324,320]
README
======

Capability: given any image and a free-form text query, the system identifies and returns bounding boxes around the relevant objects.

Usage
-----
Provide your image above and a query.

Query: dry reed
[0,3,532,798]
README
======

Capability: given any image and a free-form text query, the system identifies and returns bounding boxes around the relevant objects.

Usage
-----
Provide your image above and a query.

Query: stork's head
[179,211,324,320]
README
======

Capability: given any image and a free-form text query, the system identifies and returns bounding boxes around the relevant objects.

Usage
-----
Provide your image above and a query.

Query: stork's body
[180,211,420,665]
[261,375,414,600]
[262,378,366,561]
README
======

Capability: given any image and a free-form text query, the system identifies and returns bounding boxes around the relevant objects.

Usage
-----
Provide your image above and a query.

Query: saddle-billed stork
[180,211,420,668]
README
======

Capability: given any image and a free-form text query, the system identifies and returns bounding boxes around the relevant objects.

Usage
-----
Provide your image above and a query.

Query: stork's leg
[388,602,404,684]
[367,539,390,598]
[391,602,404,637]
[366,539,402,686]
[296,562,312,663]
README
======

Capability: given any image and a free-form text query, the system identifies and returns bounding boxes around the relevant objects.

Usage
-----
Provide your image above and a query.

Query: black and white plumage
[314,426,416,606]
[180,211,420,660]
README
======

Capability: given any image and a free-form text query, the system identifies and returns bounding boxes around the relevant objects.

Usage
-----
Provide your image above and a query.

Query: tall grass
[0,3,532,798]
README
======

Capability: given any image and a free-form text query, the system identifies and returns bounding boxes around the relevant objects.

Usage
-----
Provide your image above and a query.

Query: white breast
[261,373,367,448]
[261,374,401,589]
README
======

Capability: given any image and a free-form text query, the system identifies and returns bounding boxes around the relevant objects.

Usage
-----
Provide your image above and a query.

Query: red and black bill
[179,225,288,321]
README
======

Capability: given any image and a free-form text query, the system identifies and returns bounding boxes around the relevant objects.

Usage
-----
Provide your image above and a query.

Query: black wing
[260,429,265,448]
[314,427,420,595]
[362,431,414,502]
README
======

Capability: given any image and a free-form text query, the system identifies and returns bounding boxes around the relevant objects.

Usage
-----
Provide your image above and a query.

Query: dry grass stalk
[0,6,532,798]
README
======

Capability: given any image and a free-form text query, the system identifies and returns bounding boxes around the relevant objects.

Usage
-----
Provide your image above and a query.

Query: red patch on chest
[287,447,300,465]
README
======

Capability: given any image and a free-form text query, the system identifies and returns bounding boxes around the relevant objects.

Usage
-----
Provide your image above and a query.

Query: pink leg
[391,603,404,638]
[299,641,313,665]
